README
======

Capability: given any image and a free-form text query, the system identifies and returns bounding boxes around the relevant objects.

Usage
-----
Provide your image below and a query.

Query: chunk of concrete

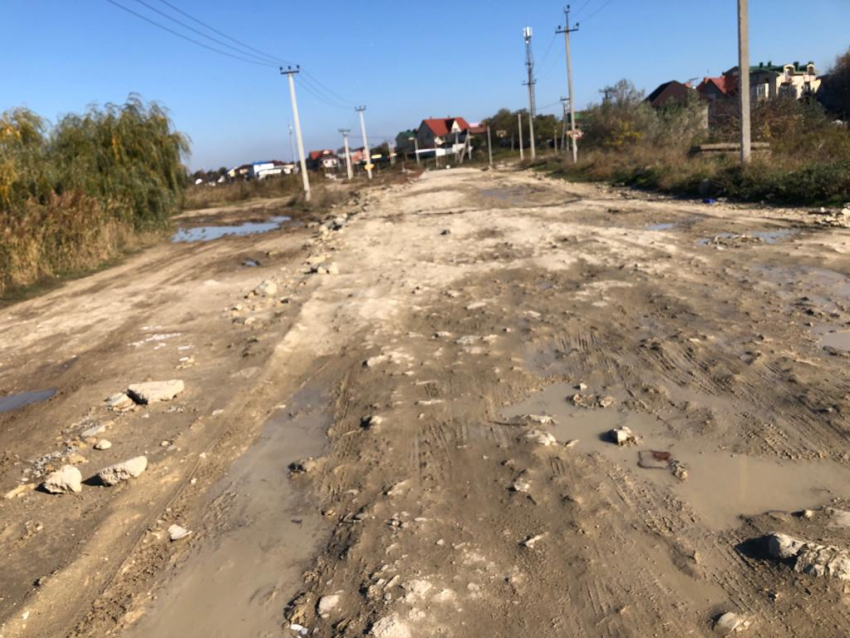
[127,380,184,405]
[105,393,135,412]
[525,430,558,447]
[317,593,340,617]
[98,456,148,486]
[94,439,112,451]
[42,465,82,494]
[714,612,751,634]
[370,614,411,638]
[168,524,191,541]
[766,532,850,581]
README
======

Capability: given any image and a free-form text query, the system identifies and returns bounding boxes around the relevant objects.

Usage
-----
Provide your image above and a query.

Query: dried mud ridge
[3,168,850,637]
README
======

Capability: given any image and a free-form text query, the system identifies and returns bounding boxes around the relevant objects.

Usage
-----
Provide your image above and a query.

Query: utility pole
[557,7,579,163]
[737,0,751,164]
[410,136,420,166]
[339,128,353,180]
[518,112,525,161]
[356,106,373,180]
[487,126,493,167]
[523,27,537,160]
[560,97,569,153]
[281,66,310,201]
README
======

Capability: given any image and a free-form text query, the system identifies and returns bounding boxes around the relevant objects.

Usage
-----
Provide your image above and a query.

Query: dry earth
[3,166,850,637]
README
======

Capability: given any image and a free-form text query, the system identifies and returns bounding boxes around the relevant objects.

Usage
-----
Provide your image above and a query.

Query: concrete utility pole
[487,126,493,167]
[281,66,310,201]
[410,136,420,166]
[737,0,752,164]
[557,7,580,163]
[518,112,525,161]
[523,27,537,160]
[560,97,569,153]
[356,106,373,180]
[288,124,296,164]
[339,128,353,180]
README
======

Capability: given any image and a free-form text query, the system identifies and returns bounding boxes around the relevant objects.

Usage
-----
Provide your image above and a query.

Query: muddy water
[124,388,327,638]
[505,384,850,530]
[820,330,850,352]
[0,389,56,414]
[172,216,291,243]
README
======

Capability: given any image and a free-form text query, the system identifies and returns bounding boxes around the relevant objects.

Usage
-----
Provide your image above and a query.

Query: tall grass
[0,96,189,296]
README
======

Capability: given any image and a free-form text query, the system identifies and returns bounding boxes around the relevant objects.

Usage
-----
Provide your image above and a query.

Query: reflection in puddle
[821,330,850,352]
[751,229,798,244]
[243,259,260,268]
[505,383,850,530]
[172,216,290,243]
[0,389,57,414]
[645,222,677,231]
[696,229,797,246]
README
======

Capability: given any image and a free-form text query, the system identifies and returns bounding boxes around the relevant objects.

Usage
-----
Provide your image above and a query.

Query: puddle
[820,330,850,352]
[696,229,797,246]
[125,387,327,637]
[243,259,260,268]
[172,216,290,243]
[0,389,56,414]
[505,383,850,530]
[645,222,677,231]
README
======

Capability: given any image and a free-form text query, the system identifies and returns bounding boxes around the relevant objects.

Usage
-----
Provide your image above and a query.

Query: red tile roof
[421,117,470,137]
[698,76,737,96]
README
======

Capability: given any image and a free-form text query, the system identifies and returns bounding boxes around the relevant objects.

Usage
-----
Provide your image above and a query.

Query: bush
[0,96,189,296]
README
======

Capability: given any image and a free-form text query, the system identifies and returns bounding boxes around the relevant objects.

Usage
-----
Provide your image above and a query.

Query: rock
[465,301,486,311]
[326,263,339,275]
[4,483,34,500]
[42,465,82,494]
[766,532,850,581]
[254,280,278,297]
[525,430,558,447]
[511,477,531,493]
[516,414,556,426]
[317,594,340,617]
[609,426,638,446]
[168,524,191,541]
[105,393,134,412]
[714,612,750,634]
[94,439,112,450]
[289,458,319,474]
[597,395,615,408]
[370,614,411,638]
[98,456,148,486]
[362,415,384,429]
[521,533,546,548]
[127,380,184,405]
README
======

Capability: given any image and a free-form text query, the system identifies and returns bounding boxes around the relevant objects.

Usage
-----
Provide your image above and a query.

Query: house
[696,76,737,102]
[416,117,471,150]
[702,61,822,103]
[307,150,340,171]
[395,130,417,154]
[251,160,291,180]
[645,81,696,108]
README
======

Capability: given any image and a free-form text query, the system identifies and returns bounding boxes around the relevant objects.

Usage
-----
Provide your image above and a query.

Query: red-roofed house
[307,149,340,171]
[416,117,471,150]
[696,76,737,102]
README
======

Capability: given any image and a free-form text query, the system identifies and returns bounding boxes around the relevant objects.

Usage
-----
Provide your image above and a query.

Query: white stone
[254,280,278,297]
[94,439,112,450]
[43,465,82,494]
[518,414,556,426]
[98,456,148,486]
[127,380,184,405]
[610,426,638,446]
[105,393,134,412]
[168,524,191,541]
[370,614,411,638]
[767,532,850,581]
[317,594,340,617]
[714,612,750,634]
[525,430,557,447]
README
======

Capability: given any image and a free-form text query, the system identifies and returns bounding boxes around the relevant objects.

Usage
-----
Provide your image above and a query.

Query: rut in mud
[3,168,850,637]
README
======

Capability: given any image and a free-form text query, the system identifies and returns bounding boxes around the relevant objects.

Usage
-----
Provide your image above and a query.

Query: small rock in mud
[127,380,184,405]
[317,593,340,617]
[714,611,751,634]
[254,280,278,297]
[766,532,850,581]
[98,456,148,486]
[525,430,558,447]
[511,476,531,493]
[370,614,411,638]
[597,395,615,408]
[466,301,486,311]
[515,414,556,426]
[671,461,689,481]
[289,458,319,475]
[81,423,107,438]
[521,533,546,549]
[42,465,82,494]
[94,440,112,451]
[362,415,384,429]
[609,427,638,446]
[105,393,134,412]
[168,524,191,541]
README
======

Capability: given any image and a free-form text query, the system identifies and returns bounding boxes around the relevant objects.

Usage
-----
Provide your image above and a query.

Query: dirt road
[3,167,850,637]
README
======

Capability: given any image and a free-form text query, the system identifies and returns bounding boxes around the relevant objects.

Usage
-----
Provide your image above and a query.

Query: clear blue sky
[2,1,849,170]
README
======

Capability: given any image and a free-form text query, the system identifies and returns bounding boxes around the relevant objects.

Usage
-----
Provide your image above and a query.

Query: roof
[697,76,736,96]
[421,117,470,137]
[645,81,695,108]
[308,150,336,161]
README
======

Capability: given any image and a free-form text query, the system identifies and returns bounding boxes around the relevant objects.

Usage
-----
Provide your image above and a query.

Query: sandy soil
[3,166,850,637]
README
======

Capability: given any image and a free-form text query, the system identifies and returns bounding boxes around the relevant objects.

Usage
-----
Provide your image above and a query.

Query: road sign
[568,130,584,140]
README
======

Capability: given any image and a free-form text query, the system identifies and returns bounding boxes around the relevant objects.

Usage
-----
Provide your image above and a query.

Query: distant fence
[690,142,771,156]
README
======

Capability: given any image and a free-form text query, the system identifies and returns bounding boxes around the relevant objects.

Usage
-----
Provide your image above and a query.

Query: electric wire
[104,0,277,68]
[581,0,616,23]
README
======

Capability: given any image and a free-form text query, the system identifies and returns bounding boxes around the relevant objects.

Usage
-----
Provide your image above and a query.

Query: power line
[572,0,596,19]
[153,0,291,66]
[581,0,616,23]
[104,0,276,68]
[129,0,276,65]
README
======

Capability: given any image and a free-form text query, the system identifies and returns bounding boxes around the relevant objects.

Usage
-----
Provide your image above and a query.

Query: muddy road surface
[3,168,850,637]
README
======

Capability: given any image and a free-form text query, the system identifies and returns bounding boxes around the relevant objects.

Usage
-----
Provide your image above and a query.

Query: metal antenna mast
[523,27,537,160]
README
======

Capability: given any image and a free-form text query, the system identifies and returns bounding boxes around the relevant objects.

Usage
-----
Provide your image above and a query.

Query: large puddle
[172,216,291,243]
[0,389,56,414]
[505,383,850,530]
[125,387,327,637]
